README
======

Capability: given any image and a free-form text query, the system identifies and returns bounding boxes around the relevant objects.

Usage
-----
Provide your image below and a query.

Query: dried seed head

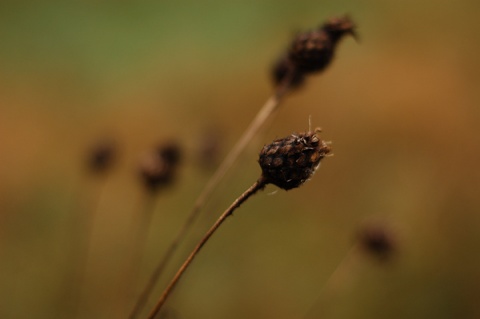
[271,55,305,89]
[357,222,396,262]
[86,138,117,174]
[258,129,331,190]
[139,152,174,192]
[287,16,356,74]
[158,140,182,166]
[139,141,182,193]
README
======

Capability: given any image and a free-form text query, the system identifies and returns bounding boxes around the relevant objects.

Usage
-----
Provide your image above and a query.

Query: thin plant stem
[146,177,267,319]
[119,194,158,316]
[303,245,360,319]
[129,79,293,319]
[57,176,109,319]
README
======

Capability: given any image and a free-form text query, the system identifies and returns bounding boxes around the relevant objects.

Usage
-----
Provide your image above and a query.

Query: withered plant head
[86,138,118,175]
[258,128,331,190]
[271,55,305,89]
[139,141,182,193]
[357,222,396,262]
[279,15,356,80]
[158,140,182,167]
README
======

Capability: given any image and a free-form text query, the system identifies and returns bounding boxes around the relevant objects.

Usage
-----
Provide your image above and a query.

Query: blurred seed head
[357,222,396,262]
[139,141,182,193]
[158,140,182,167]
[284,15,356,76]
[86,138,118,175]
[258,129,331,190]
[271,55,305,89]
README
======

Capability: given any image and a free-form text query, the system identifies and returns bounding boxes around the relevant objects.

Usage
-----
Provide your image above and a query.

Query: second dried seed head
[258,129,331,190]
[288,15,356,74]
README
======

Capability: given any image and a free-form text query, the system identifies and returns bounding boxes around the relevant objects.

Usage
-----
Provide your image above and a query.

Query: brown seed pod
[288,15,356,74]
[158,140,182,167]
[271,54,305,89]
[258,129,331,190]
[86,138,117,174]
[139,151,174,192]
[357,222,396,261]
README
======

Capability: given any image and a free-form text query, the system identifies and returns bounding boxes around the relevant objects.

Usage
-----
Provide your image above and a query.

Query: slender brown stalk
[303,245,359,319]
[129,80,292,319]
[146,177,267,319]
[118,194,157,316]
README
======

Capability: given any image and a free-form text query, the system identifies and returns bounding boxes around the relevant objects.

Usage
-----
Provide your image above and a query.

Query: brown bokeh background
[1,1,479,318]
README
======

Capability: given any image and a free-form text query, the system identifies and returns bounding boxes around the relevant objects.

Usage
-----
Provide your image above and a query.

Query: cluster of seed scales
[258,130,331,190]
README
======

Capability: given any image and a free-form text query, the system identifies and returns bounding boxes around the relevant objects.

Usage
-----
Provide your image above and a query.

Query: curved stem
[129,82,292,319]
[146,178,267,319]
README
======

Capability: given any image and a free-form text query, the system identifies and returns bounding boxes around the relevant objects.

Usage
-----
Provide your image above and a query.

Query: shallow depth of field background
[1,1,480,318]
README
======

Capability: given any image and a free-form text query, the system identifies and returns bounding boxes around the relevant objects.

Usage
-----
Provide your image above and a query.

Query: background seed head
[258,129,331,190]
[288,15,356,74]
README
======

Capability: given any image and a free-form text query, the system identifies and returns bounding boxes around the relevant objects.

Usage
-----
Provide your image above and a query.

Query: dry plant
[119,141,182,314]
[147,129,332,318]
[130,15,357,319]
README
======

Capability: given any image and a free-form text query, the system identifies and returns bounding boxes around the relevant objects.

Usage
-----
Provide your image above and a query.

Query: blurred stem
[146,177,267,319]
[303,245,360,319]
[129,78,293,319]
[57,176,108,319]
[120,193,157,315]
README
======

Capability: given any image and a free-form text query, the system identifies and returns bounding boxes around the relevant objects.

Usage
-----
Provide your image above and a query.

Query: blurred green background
[1,1,480,318]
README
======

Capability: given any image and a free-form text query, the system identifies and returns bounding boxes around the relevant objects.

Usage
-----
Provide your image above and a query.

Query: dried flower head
[139,141,181,192]
[86,138,117,174]
[287,15,356,74]
[357,222,396,261]
[158,141,182,167]
[258,129,331,190]
[271,55,305,89]
[139,152,174,192]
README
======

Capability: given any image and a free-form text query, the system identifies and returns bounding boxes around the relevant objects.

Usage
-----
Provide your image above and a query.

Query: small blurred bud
[86,138,117,175]
[357,222,396,261]
[139,141,182,193]
[158,140,182,167]
[258,129,331,190]
[139,152,173,193]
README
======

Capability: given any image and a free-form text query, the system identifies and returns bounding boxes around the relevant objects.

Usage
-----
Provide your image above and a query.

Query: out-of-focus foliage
[1,1,479,318]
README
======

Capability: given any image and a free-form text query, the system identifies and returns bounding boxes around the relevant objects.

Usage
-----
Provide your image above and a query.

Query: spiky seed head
[258,129,331,190]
